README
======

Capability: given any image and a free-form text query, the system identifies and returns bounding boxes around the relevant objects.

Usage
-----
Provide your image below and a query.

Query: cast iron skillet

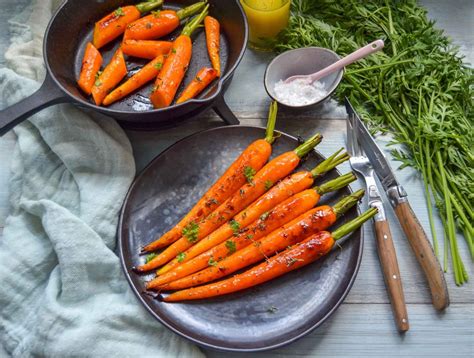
[119,126,364,352]
[0,0,248,136]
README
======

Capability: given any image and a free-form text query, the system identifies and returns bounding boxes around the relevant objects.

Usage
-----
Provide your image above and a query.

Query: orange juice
[241,0,291,50]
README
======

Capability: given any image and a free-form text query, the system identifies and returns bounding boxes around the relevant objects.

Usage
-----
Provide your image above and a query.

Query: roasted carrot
[204,16,221,77]
[141,101,279,253]
[156,149,350,275]
[93,1,163,49]
[122,40,172,59]
[77,43,103,95]
[163,208,377,302]
[155,190,364,291]
[103,55,165,106]
[136,132,323,272]
[91,48,127,106]
[124,2,206,41]
[147,174,357,289]
[150,6,208,108]
[176,67,218,104]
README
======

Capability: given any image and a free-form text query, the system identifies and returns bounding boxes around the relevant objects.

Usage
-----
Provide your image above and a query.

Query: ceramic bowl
[264,47,343,109]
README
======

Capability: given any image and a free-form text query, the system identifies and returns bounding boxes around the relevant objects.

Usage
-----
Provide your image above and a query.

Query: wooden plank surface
[0,1,473,357]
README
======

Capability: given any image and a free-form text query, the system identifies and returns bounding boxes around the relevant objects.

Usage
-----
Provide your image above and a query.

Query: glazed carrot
[150,6,209,108]
[156,149,350,275]
[176,67,218,104]
[136,132,323,272]
[204,16,221,76]
[124,2,206,41]
[77,43,103,95]
[163,208,377,302]
[91,48,127,106]
[156,190,364,291]
[147,174,357,289]
[93,1,163,49]
[103,55,165,106]
[122,40,172,59]
[141,101,279,253]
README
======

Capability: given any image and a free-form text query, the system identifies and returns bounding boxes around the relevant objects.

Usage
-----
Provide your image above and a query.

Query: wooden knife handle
[374,220,409,332]
[394,201,450,310]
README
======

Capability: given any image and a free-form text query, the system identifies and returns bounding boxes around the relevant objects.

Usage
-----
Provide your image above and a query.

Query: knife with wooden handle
[345,98,450,311]
[393,200,449,310]
[374,219,409,331]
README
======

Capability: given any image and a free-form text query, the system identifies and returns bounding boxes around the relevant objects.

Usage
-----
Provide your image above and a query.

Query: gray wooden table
[1,1,473,357]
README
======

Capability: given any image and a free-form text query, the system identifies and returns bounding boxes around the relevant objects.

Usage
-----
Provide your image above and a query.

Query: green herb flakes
[154,62,163,70]
[264,180,273,191]
[114,7,125,17]
[225,240,237,255]
[182,221,199,243]
[177,252,186,263]
[260,212,270,221]
[229,220,240,235]
[243,166,256,183]
[208,257,218,267]
[145,253,157,263]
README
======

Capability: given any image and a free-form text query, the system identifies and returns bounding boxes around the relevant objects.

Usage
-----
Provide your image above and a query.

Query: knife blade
[344,97,450,311]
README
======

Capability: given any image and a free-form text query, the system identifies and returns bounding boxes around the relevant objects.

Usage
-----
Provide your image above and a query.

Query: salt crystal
[273,78,327,106]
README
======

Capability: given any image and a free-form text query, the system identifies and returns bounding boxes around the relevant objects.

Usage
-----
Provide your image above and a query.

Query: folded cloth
[0,0,204,357]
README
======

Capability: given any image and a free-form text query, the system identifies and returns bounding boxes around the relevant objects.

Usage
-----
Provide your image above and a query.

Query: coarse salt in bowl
[264,47,343,109]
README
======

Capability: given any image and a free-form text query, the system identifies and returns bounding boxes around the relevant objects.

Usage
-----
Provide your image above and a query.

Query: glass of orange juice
[241,0,291,51]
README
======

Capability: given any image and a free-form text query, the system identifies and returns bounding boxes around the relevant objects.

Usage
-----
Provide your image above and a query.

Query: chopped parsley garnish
[95,71,102,80]
[152,10,161,18]
[94,79,102,87]
[195,76,202,82]
[239,189,245,197]
[243,166,256,183]
[229,220,240,235]
[151,84,160,93]
[171,48,177,54]
[154,62,163,70]
[114,7,125,17]
[176,252,186,263]
[264,180,273,191]
[182,221,199,243]
[145,253,157,263]
[260,212,270,221]
[253,241,261,248]
[225,240,237,255]
[246,234,254,240]
[208,257,218,267]
[267,306,278,314]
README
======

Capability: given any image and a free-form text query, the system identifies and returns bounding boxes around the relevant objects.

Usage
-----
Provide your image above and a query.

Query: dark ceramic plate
[119,126,363,352]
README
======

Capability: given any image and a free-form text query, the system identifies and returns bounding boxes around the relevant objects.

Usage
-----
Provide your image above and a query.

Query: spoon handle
[310,39,384,82]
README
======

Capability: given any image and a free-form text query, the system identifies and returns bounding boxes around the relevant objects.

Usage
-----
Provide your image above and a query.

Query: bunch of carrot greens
[274,0,473,285]
[135,102,376,301]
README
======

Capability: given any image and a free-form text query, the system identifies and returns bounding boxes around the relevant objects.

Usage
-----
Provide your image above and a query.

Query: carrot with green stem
[176,67,218,104]
[154,189,365,291]
[103,55,166,106]
[150,6,209,108]
[77,43,103,95]
[163,208,377,301]
[91,48,127,106]
[156,149,350,275]
[124,2,207,41]
[147,173,357,289]
[136,132,323,272]
[93,1,164,49]
[204,16,221,76]
[122,40,172,59]
[141,101,279,254]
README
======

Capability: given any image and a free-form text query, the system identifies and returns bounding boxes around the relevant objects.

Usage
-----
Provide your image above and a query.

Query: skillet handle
[0,73,70,136]
[212,95,240,125]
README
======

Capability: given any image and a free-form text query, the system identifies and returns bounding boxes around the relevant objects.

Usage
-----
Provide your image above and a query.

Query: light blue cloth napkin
[0,1,204,357]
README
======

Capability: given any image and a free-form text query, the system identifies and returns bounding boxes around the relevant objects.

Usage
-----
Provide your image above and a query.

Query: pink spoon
[284,39,385,84]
